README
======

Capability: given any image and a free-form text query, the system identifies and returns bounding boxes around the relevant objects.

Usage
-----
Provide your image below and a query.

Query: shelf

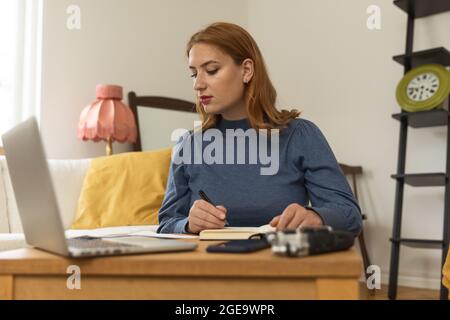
[394,0,450,18]
[393,47,450,68]
[390,238,444,249]
[392,108,450,128]
[391,173,447,186]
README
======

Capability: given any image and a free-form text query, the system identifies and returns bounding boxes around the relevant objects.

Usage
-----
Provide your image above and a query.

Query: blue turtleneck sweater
[157,117,362,236]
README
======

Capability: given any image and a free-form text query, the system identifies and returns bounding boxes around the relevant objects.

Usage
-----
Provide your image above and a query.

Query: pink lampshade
[77,84,137,144]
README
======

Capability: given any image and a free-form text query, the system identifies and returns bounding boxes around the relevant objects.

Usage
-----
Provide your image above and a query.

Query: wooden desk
[0,240,362,300]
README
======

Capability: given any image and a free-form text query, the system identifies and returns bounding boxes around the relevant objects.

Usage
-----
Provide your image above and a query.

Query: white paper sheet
[65,225,198,239]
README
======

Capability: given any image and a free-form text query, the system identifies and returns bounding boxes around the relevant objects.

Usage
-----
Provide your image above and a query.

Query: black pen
[198,190,229,227]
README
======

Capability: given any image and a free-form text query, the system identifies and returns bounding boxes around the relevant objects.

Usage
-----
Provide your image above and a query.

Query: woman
[157,22,362,236]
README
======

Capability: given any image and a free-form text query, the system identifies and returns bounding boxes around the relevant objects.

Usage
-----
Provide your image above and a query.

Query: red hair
[186,22,301,132]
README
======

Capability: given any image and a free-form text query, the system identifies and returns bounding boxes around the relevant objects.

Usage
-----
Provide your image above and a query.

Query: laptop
[1,117,197,258]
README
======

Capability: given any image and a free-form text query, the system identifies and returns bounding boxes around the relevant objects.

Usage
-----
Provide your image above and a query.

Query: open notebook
[199,224,276,240]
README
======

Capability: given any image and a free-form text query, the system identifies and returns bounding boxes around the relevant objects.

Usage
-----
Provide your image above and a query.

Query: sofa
[0,156,159,252]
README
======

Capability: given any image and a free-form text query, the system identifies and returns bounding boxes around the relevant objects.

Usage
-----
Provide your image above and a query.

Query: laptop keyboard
[67,236,135,249]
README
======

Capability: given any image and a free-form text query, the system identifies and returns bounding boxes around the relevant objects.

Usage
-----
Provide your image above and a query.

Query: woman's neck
[220,101,247,120]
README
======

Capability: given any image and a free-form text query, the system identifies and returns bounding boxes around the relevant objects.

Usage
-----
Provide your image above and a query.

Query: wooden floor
[359,282,441,300]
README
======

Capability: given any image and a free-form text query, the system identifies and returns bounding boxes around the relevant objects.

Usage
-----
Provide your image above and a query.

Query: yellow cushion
[70,148,172,229]
[443,249,450,290]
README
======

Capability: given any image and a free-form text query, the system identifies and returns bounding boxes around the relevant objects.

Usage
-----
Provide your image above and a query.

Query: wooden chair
[127,92,196,152]
[339,163,374,293]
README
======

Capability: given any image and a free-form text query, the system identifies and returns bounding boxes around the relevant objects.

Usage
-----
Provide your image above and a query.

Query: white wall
[247,0,450,289]
[40,0,247,159]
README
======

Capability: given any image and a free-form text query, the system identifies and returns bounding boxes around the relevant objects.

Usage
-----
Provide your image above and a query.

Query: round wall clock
[396,64,450,112]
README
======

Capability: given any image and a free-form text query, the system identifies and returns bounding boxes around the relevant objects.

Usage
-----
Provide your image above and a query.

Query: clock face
[396,64,450,112]
[406,72,440,102]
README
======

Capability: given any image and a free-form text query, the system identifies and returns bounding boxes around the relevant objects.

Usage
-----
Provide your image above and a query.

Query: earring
[244,79,248,84]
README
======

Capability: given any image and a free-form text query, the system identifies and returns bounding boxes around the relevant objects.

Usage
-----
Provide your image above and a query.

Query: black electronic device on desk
[206,226,355,256]
[266,226,355,257]
[206,238,270,253]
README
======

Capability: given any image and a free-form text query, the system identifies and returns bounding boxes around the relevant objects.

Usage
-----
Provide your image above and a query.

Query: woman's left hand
[270,203,324,230]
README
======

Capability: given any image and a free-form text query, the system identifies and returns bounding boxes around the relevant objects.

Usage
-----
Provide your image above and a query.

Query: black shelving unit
[391,238,445,249]
[388,0,450,300]
[392,109,450,127]
[394,0,450,18]
[391,173,447,186]
[393,47,450,68]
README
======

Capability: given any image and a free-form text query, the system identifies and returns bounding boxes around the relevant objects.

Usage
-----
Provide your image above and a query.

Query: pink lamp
[77,84,137,155]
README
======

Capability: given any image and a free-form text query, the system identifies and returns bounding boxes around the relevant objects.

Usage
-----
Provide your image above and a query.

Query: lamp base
[106,138,113,156]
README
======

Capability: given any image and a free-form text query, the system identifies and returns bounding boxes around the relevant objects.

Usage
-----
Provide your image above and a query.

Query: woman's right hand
[186,200,227,234]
